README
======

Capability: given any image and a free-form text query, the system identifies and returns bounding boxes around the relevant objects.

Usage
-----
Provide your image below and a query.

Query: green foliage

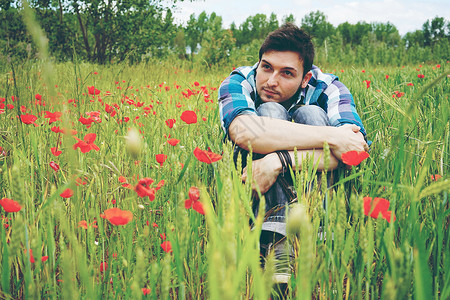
[301,10,335,46]
[0,46,449,299]
[0,0,178,64]
[232,13,279,48]
[1,4,449,66]
[198,29,235,66]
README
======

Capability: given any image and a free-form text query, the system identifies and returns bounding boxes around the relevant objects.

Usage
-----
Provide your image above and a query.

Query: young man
[218,23,368,283]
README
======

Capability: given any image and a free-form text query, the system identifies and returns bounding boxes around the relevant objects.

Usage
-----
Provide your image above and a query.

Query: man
[218,23,368,283]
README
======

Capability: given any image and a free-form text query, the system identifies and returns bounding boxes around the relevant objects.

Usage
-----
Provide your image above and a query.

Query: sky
[171,0,450,36]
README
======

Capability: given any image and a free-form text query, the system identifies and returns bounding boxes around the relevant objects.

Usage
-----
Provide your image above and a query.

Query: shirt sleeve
[218,70,258,136]
[323,79,367,137]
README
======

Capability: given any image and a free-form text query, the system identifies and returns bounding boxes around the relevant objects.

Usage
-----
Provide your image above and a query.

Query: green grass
[0,58,449,299]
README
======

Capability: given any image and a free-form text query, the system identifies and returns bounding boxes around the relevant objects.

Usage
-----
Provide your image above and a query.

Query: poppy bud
[125,127,142,158]
[287,203,311,236]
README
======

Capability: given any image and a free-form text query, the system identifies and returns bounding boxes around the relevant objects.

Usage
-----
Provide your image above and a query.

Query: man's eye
[284,71,293,76]
[263,64,271,70]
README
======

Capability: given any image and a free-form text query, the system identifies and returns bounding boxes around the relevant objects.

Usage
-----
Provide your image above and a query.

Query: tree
[301,11,335,46]
[185,11,209,57]
[336,21,371,46]
[70,0,175,63]
[282,14,295,25]
[1,0,185,63]
[234,13,276,47]
[371,22,401,47]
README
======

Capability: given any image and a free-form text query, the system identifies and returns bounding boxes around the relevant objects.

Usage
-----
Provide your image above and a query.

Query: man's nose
[267,73,278,87]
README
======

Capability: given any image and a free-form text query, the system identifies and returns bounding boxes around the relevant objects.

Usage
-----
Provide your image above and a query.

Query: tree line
[1,1,449,66]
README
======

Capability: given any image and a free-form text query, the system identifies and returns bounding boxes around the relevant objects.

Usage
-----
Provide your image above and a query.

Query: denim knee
[292,105,330,126]
[256,102,290,121]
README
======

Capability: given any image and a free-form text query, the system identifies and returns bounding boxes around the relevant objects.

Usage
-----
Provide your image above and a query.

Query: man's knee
[292,105,330,126]
[257,102,290,120]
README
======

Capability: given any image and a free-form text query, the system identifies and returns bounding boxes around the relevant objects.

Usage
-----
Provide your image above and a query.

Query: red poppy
[393,91,405,98]
[100,261,108,272]
[20,114,37,125]
[155,154,167,166]
[51,126,77,135]
[35,94,42,101]
[27,249,35,263]
[161,241,172,253]
[78,220,88,229]
[0,198,22,212]
[90,220,98,228]
[73,133,100,153]
[156,180,165,190]
[417,74,425,79]
[104,103,114,114]
[193,147,222,164]
[88,86,100,95]
[184,198,195,209]
[44,111,62,124]
[118,176,127,183]
[78,117,95,128]
[60,188,74,198]
[165,118,176,128]
[102,208,133,225]
[135,178,156,201]
[49,161,60,171]
[180,110,197,124]
[341,151,369,166]
[51,147,62,156]
[167,138,180,146]
[192,201,205,215]
[431,174,442,181]
[76,177,87,186]
[363,197,396,223]
[142,288,151,295]
[363,80,371,89]
[160,233,166,240]
[184,186,205,215]
[188,186,200,201]
[41,256,49,262]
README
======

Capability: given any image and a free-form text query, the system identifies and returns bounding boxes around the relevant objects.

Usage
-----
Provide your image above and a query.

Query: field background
[1,2,449,299]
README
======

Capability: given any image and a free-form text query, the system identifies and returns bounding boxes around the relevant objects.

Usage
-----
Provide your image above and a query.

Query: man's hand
[241,153,282,194]
[329,124,369,161]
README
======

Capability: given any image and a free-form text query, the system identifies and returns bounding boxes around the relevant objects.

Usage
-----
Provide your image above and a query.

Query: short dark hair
[259,23,315,74]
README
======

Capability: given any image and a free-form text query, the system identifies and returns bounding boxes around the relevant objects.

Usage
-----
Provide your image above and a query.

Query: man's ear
[301,71,312,88]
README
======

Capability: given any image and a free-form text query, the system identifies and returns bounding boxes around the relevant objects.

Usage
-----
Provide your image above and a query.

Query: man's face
[256,50,311,104]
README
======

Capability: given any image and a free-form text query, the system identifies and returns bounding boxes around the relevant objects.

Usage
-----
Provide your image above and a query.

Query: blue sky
[171,0,450,36]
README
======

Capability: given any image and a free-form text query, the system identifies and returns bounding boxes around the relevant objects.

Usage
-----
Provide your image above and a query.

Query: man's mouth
[263,88,278,96]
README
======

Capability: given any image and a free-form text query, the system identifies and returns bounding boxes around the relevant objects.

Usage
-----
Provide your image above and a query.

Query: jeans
[233,103,331,237]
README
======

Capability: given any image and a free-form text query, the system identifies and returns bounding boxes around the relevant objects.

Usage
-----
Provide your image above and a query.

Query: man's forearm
[229,114,368,159]
[264,149,339,173]
[229,114,335,154]
[243,149,339,194]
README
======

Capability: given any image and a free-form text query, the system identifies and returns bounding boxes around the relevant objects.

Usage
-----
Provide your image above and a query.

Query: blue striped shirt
[218,63,367,137]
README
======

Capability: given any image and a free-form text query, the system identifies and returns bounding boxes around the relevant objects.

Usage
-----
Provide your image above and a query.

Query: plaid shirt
[218,63,367,137]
